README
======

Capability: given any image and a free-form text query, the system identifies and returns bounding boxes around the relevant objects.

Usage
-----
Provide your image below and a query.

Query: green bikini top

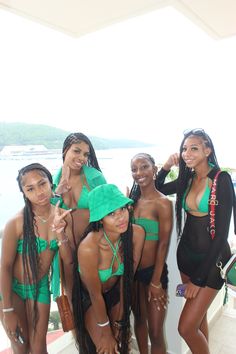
[17,237,59,254]
[183,179,210,213]
[78,232,124,283]
[132,217,159,241]
[51,165,107,210]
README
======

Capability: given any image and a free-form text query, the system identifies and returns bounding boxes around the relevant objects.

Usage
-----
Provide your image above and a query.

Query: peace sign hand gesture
[51,201,71,234]
[55,165,71,195]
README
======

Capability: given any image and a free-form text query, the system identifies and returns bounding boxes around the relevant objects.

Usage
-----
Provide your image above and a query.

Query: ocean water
[0,146,166,230]
[0,145,235,237]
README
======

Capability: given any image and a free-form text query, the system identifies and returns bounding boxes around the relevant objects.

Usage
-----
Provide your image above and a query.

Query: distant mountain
[0,122,153,150]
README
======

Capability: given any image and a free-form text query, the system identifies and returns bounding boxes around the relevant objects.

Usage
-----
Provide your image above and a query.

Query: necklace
[34,208,52,224]
[35,215,50,223]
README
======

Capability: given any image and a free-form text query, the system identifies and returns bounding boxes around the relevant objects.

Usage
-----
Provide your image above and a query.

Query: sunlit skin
[181,136,212,218]
[0,169,73,354]
[131,154,173,354]
[78,206,145,354]
[56,141,92,248]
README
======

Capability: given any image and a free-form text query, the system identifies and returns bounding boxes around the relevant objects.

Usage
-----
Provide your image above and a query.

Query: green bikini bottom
[0,274,50,304]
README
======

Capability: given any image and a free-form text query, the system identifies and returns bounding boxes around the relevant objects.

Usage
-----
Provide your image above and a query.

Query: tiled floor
[1,299,235,354]
[209,306,236,354]
[56,303,236,354]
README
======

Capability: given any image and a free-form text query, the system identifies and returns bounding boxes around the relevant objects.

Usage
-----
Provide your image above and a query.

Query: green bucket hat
[89,184,133,222]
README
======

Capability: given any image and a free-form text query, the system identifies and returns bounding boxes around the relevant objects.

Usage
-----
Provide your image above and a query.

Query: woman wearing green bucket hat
[72,184,145,354]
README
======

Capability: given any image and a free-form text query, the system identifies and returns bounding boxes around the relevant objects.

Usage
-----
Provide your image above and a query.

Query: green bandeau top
[78,232,124,283]
[132,217,159,241]
[182,179,210,214]
[17,237,59,254]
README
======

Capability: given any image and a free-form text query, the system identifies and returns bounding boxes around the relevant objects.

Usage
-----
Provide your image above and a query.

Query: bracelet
[57,236,69,247]
[150,282,162,289]
[2,307,14,313]
[54,193,62,198]
[97,319,110,327]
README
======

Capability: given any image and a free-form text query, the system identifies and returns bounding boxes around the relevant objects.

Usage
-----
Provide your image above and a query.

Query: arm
[0,215,22,336]
[190,172,234,287]
[157,153,179,195]
[132,224,145,273]
[148,198,173,306]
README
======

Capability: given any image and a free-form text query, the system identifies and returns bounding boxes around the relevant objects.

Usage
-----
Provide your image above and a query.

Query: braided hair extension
[62,132,101,171]
[72,223,98,354]
[17,163,53,328]
[119,217,134,354]
[72,211,134,354]
[129,153,159,205]
[175,129,219,238]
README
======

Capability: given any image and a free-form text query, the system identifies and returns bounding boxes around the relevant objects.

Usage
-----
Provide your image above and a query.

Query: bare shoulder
[3,210,23,240]
[156,192,172,209]
[78,231,100,258]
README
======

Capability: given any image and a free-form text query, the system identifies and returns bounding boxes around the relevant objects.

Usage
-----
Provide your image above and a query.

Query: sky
[0,5,236,167]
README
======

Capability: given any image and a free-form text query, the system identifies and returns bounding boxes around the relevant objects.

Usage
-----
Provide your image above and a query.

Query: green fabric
[98,232,124,283]
[51,165,107,210]
[89,184,133,222]
[17,237,58,254]
[51,250,60,301]
[78,232,124,283]
[10,274,50,304]
[182,178,211,213]
[132,217,159,241]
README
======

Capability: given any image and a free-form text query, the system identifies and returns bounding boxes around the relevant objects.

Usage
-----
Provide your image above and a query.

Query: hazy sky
[0,6,236,166]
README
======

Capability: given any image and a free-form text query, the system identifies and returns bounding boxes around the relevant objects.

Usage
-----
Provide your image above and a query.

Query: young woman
[158,129,236,354]
[0,163,73,354]
[129,153,173,354]
[51,132,107,250]
[72,184,145,354]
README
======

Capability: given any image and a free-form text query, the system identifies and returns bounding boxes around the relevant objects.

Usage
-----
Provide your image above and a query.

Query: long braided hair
[129,153,159,204]
[72,210,134,354]
[175,129,219,237]
[17,163,53,328]
[62,132,101,171]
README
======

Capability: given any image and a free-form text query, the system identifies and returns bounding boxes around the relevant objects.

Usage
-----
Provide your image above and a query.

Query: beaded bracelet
[2,307,14,313]
[150,282,162,289]
[97,319,110,327]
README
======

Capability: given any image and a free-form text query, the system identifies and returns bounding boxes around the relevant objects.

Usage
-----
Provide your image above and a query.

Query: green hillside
[0,122,152,150]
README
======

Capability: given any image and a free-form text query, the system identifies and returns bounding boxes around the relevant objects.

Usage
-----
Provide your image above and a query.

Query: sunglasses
[183,128,205,136]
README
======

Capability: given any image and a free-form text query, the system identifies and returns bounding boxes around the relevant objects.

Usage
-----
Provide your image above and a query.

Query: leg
[26,300,50,354]
[132,282,149,354]
[178,285,217,354]
[145,286,167,354]
[0,292,30,354]
[180,272,209,343]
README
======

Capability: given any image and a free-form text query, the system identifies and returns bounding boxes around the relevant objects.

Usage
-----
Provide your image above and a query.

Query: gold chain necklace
[34,208,52,224]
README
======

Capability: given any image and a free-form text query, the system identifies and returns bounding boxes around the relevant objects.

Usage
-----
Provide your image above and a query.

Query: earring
[153,174,156,180]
